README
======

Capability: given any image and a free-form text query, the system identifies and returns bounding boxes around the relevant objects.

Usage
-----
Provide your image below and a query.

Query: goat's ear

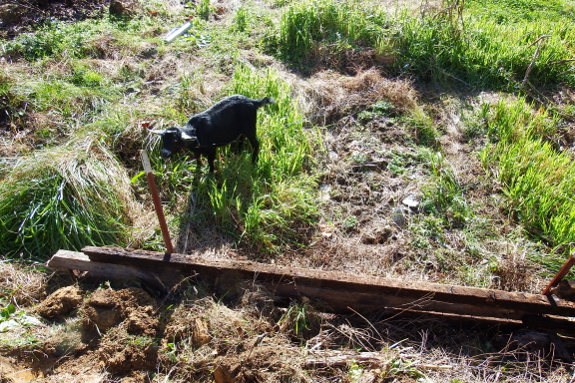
[150,129,167,136]
[181,131,197,141]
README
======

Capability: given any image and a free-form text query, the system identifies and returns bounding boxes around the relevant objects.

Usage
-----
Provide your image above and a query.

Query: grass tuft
[480,98,575,271]
[269,0,390,66]
[0,139,134,259]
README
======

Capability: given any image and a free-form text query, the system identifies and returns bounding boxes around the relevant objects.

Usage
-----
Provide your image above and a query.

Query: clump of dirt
[98,326,159,372]
[82,287,158,336]
[36,285,83,319]
[213,340,306,383]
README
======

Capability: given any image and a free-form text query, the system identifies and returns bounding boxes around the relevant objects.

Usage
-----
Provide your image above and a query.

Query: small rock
[319,184,331,202]
[392,207,406,227]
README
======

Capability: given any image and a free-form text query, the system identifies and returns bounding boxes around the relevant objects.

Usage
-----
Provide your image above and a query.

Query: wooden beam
[47,250,174,287]
[71,246,575,322]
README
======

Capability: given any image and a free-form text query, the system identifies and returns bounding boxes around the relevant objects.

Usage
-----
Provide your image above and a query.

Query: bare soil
[0,0,111,39]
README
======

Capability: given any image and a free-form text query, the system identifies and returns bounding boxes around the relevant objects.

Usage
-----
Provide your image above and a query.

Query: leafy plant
[0,303,42,332]
[420,149,471,228]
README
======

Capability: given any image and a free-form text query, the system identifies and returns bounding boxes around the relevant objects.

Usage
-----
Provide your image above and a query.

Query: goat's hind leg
[248,137,259,164]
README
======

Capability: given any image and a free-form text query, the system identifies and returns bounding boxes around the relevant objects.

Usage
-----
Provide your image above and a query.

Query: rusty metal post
[141,150,174,254]
[542,251,575,295]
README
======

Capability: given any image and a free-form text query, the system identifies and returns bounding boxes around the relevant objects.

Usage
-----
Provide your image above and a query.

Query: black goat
[151,95,274,173]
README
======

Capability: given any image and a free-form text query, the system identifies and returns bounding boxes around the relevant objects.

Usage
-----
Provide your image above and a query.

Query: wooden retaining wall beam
[45,246,575,324]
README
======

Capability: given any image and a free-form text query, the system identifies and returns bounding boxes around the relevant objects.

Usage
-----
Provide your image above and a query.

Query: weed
[386,149,421,176]
[0,303,42,332]
[277,300,321,341]
[357,101,394,122]
[71,63,105,87]
[381,357,427,380]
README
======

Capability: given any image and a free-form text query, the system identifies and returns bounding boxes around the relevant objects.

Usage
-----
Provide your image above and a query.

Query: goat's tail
[257,97,275,107]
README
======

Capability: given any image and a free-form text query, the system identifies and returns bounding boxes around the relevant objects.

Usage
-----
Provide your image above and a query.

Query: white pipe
[165,21,192,43]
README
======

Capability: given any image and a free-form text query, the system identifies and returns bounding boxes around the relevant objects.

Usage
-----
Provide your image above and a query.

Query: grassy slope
[1,0,575,381]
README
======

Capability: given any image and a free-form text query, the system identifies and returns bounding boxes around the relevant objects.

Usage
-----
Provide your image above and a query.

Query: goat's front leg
[206,148,217,173]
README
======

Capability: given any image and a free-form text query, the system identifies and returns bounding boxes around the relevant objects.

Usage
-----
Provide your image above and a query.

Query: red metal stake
[542,251,575,295]
[141,150,174,254]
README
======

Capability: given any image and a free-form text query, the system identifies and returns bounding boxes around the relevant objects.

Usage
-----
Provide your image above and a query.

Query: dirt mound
[98,326,159,372]
[82,287,158,336]
[36,285,83,319]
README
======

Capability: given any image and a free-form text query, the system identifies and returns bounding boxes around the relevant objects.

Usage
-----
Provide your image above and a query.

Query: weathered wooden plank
[47,250,173,287]
[79,246,575,320]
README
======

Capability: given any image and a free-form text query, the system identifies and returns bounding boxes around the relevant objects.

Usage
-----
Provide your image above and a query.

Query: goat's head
[150,127,198,158]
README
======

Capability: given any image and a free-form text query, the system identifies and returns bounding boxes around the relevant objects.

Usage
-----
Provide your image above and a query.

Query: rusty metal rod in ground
[542,251,575,295]
[140,150,174,254]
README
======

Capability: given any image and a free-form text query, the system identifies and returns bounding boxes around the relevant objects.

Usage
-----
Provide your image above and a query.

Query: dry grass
[295,68,420,124]
[0,260,46,306]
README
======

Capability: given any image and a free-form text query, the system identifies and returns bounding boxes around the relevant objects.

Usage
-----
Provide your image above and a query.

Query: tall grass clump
[273,0,389,64]
[233,66,320,252]
[396,1,575,89]
[0,140,135,259]
[177,65,320,254]
[480,98,575,271]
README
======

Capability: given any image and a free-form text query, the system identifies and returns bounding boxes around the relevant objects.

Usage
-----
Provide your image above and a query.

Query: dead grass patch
[0,260,46,306]
[296,68,419,124]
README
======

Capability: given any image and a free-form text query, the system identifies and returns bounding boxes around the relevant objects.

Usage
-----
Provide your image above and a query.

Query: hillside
[1,0,575,381]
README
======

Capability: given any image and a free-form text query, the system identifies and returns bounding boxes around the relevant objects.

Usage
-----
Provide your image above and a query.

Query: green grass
[396,12,575,90]
[268,0,390,65]
[480,98,575,271]
[138,64,321,254]
[231,66,320,252]
[466,0,575,23]
[2,16,162,61]
[262,0,575,90]
[0,140,134,259]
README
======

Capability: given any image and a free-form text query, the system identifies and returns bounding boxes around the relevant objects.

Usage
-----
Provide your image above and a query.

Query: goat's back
[187,95,273,144]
